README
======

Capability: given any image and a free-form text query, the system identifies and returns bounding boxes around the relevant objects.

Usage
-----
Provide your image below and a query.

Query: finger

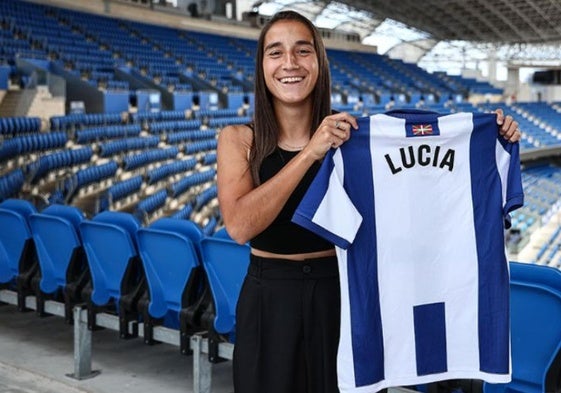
[495,108,504,125]
[333,112,359,130]
[508,127,521,143]
[499,116,515,135]
[335,123,352,142]
[506,125,521,142]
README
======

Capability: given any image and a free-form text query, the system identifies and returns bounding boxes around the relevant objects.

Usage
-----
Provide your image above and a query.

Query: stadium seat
[79,211,145,338]
[28,203,90,321]
[199,236,250,361]
[0,199,39,309]
[136,217,207,352]
[211,226,232,240]
[484,262,561,393]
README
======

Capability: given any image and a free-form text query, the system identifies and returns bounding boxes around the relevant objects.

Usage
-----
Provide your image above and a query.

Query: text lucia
[384,144,455,174]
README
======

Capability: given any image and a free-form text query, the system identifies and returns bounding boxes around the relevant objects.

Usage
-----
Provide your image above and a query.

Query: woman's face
[262,20,319,106]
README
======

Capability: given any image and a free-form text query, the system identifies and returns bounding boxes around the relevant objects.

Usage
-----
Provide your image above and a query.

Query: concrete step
[0,89,37,117]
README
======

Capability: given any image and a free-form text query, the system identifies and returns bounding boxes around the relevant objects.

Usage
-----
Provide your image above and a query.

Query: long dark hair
[250,10,332,185]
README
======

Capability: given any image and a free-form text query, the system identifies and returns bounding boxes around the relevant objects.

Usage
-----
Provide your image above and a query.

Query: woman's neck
[274,101,313,141]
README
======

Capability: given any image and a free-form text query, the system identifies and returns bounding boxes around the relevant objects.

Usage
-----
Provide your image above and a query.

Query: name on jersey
[384,144,455,174]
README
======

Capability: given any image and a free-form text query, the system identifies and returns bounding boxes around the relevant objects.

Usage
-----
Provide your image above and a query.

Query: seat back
[484,262,561,393]
[136,218,202,320]
[200,236,250,336]
[0,199,36,283]
[212,227,233,240]
[79,211,140,306]
[148,217,204,258]
[29,204,84,294]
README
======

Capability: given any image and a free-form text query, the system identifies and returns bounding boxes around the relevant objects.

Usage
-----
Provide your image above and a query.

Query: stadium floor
[0,303,418,393]
[0,303,234,393]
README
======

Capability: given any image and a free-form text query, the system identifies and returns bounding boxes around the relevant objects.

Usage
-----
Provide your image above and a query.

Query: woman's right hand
[306,112,358,160]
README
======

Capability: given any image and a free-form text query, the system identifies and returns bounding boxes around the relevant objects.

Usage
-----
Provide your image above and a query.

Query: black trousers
[233,254,341,393]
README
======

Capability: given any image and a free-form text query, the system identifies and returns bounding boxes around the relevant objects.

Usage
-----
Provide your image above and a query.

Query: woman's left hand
[495,108,521,143]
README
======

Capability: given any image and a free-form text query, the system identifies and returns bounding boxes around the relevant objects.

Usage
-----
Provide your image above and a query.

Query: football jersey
[292,110,523,393]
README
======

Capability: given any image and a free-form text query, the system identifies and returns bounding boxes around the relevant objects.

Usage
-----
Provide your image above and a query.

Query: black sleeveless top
[250,147,334,254]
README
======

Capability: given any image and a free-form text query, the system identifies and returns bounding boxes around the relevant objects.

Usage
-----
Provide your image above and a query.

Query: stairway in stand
[0,89,36,117]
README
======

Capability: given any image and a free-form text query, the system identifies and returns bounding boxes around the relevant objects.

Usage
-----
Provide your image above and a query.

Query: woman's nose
[283,54,299,69]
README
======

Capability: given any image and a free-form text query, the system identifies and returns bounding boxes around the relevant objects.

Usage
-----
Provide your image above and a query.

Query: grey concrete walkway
[0,302,419,393]
[0,303,233,393]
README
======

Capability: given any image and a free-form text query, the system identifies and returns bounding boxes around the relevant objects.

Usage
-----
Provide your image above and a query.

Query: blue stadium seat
[28,203,90,320]
[136,217,207,351]
[0,199,38,306]
[0,199,37,283]
[200,236,250,352]
[484,262,561,393]
[79,211,145,337]
[212,226,232,240]
[137,221,200,318]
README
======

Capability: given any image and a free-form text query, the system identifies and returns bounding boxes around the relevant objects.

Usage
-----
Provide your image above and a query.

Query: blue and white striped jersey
[292,110,523,393]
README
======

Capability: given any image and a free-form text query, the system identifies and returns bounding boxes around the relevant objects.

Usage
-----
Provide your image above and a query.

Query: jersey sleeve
[496,137,524,228]
[292,149,363,249]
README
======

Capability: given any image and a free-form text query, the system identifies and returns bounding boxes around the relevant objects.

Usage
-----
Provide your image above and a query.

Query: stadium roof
[341,0,561,44]
[256,0,561,44]
[254,0,561,76]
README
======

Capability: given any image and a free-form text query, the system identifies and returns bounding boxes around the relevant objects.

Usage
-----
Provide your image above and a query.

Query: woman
[217,10,521,393]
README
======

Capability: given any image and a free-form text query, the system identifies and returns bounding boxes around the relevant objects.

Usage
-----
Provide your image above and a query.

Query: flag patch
[406,123,440,137]
[413,124,433,135]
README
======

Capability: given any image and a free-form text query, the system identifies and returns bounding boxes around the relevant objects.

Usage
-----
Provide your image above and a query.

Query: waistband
[248,254,339,280]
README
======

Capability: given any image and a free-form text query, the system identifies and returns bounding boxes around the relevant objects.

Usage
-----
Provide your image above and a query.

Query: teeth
[279,77,303,83]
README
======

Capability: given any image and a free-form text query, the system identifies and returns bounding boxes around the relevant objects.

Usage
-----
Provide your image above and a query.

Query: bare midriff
[250,247,336,261]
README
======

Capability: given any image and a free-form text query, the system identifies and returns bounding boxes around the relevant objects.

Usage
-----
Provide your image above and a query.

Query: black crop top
[250,147,334,254]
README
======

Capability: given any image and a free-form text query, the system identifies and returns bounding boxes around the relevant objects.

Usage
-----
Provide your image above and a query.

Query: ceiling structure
[345,0,561,44]
[254,0,561,76]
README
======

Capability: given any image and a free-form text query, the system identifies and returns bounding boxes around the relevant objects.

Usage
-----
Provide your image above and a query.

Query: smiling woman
[216,10,357,393]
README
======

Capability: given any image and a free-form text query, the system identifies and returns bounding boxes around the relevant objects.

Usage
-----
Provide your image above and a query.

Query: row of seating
[98,136,160,158]
[63,161,119,202]
[0,131,68,163]
[0,168,24,201]
[148,119,202,134]
[0,116,42,135]
[0,198,249,356]
[122,147,179,172]
[130,110,189,125]
[50,112,124,131]
[74,124,142,144]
